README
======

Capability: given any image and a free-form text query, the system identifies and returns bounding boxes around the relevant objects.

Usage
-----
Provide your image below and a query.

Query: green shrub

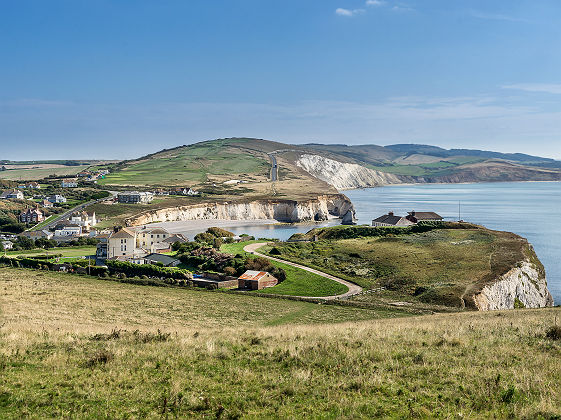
[106,260,192,280]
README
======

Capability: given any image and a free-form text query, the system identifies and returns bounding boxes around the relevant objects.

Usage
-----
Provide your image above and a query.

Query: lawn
[1,267,560,418]
[6,246,96,258]
[221,240,349,297]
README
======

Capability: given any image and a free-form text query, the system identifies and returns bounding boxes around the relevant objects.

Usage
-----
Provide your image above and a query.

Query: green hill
[97,138,561,192]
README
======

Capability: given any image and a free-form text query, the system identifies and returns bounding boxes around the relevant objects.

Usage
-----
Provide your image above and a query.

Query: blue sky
[1,0,560,159]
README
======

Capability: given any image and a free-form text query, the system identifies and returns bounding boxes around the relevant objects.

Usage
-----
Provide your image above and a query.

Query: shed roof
[239,270,269,281]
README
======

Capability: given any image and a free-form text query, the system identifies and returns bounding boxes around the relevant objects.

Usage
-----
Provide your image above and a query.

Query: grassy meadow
[261,226,535,309]
[221,240,349,297]
[98,139,271,187]
[1,267,561,418]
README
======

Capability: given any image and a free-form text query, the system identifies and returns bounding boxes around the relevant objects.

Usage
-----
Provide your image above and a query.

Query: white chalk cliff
[474,259,553,310]
[296,154,405,190]
[125,194,356,226]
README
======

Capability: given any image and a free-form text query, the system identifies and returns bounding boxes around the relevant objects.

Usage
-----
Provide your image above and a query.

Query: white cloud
[335,8,364,17]
[392,5,414,12]
[502,83,561,95]
[366,0,386,6]
[469,11,529,23]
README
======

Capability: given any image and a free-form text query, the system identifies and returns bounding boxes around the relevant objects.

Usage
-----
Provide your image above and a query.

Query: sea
[219,182,561,304]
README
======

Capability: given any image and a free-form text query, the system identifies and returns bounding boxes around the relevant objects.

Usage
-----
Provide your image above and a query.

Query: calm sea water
[224,182,561,303]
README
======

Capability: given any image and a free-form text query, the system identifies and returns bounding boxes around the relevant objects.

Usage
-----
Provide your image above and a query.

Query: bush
[212,238,223,249]
[545,325,561,341]
[223,266,237,276]
[194,232,216,244]
[106,259,192,281]
[269,247,282,256]
[206,227,234,238]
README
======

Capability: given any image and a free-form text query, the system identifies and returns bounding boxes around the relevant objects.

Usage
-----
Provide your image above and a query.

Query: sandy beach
[131,219,279,239]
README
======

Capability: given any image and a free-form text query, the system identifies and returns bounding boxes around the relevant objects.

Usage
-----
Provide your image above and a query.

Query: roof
[372,214,412,226]
[144,253,180,266]
[162,234,187,244]
[139,227,169,235]
[239,270,270,281]
[110,228,136,239]
[407,211,443,220]
[22,230,51,238]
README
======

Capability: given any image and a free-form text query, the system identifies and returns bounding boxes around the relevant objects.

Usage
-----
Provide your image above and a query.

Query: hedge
[105,260,192,280]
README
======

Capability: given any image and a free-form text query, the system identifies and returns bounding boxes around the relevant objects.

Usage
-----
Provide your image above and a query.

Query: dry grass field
[1,267,561,418]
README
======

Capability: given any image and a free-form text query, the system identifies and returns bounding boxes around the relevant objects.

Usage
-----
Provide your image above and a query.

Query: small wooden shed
[238,270,278,290]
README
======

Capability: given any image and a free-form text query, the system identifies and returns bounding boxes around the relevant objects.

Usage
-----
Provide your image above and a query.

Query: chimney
[388,211,394,216]
[411,210,416,216]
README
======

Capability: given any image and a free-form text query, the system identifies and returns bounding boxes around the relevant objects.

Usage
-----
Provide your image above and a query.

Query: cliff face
[125,194,356,226]
[296,154,407,190]
[474,259,554,310]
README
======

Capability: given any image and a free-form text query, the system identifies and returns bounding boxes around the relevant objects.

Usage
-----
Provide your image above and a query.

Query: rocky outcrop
[474,260,554,310]
[125,194,356,226]
[296,154,407,190]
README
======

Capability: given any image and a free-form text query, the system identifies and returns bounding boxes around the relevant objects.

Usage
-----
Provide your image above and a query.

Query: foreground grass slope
[1,267,560,418]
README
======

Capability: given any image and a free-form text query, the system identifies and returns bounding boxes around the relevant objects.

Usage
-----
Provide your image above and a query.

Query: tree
[194,232,215,244]
[16,236,35,250]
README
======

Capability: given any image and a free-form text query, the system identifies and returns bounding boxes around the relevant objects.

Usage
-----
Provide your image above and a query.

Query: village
[1,165,447,294]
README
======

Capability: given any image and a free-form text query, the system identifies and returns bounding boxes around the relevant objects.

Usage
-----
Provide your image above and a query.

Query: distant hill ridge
[95,137,561,192]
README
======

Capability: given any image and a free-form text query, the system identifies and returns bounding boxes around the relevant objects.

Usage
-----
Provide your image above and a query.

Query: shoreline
[338,179,561,191]
[132,218,342,240]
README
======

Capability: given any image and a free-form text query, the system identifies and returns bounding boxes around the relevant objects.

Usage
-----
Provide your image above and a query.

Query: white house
[61,179,78,188]
[102,226,174,259]
[70,211,97,230]
[1,240,13,250]
[0,189,24,200]
[54,225,82,237]
[48,195,67,204]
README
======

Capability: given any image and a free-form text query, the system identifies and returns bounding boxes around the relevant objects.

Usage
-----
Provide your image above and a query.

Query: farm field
[1,267,560,418]
[0,165,90,181]
[221,240,349,297]
[98,139,271,187]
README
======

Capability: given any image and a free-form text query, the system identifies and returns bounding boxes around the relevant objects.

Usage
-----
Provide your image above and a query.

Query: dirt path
[243,242,363,300]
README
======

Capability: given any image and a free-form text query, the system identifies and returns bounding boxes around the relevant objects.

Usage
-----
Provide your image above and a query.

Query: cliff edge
[125,194,356,226]
[473,257,554,310]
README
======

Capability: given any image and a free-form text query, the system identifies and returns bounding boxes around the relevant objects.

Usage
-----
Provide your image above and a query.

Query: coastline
[338,179,561,191]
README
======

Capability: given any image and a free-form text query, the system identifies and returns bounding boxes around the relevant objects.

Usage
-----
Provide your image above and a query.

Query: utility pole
[458,201,461,222]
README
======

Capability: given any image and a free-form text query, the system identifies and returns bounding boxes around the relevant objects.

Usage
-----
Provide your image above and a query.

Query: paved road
[268,153,278,181]
[30,192,117,231]
[244,242,363,300]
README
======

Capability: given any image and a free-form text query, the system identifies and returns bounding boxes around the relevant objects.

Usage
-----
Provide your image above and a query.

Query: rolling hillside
[96,138,561,193]
[1,267,560,418]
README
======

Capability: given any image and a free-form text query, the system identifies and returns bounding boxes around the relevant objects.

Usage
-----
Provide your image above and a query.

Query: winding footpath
[243,242,363,301]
